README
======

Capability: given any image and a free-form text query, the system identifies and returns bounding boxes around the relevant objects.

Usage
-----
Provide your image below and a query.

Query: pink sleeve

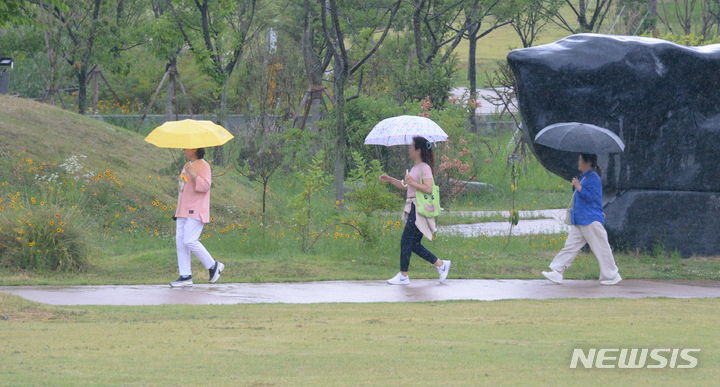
[193,162,212,193]
[421,163,433,183]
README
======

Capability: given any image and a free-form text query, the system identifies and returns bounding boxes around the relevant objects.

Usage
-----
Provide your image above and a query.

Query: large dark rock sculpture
[507,34,720,257]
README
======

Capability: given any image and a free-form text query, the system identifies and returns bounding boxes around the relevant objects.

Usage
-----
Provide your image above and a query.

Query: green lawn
[1,293,718,386]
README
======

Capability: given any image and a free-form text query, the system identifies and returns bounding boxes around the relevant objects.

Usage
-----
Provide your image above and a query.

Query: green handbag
[416,168,441,218]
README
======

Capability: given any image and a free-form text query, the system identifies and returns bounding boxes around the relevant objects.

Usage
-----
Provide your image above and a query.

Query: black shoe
[209,262,225,284]
[170,275,193,287]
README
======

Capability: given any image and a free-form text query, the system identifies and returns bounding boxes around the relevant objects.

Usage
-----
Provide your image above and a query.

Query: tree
[657,0,718,39]
[319,0,402,204]
[137,0,191,124]
[511,0,559,48]
[281,0,333,132]
[464,0,514,131]
[170,0,261,165]
[648,0,658,35]
[409,0,469,69]
[34,0,107,114]
[235,120,284,215]
[0,0,31,26]
[31,0,145,114]
[709,1,720,38]
[544,0,614,33]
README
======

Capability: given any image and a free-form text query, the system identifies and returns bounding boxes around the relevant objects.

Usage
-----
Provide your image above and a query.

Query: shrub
[0,207,87,272]
[235,125,285,215]
[343,152,400,243]
[392,58,457,109]
[324,95,412,177]
[289,151,330,252]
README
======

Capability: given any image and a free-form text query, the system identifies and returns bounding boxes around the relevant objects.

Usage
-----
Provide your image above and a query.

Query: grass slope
[0,95,257,213]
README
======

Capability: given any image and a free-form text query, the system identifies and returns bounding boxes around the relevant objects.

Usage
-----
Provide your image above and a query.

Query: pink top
[407,162,433,198]
[175,160,212,223]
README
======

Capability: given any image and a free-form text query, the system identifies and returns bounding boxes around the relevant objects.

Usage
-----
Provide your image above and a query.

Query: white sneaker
[170,276,193,287]
[542,270,563,284]
[387,272,410,285]
[600,275,622,286]
[436,260,452,282]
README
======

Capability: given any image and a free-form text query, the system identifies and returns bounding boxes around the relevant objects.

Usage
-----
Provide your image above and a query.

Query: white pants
[176,217,215,276]
[549,221,620,281]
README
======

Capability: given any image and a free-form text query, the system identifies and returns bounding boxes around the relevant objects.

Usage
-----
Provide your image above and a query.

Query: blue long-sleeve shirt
[571,170,604,225]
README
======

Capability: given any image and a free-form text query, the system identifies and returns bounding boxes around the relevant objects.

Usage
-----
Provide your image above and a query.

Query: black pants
[400,203,438,272]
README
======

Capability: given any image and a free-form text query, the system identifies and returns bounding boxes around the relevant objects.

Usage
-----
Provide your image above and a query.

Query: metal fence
[87,113,516,135]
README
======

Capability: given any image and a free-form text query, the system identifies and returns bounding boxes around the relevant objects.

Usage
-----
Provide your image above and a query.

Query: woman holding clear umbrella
[379,136,451,285]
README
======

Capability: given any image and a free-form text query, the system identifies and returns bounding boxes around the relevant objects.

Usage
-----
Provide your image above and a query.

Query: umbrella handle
[401,169,408,187]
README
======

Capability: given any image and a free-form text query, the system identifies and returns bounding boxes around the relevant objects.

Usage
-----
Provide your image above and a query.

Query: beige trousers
[549,221,620,281]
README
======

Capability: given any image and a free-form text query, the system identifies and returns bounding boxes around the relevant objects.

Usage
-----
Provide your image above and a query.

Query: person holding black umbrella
[541,153,621,285]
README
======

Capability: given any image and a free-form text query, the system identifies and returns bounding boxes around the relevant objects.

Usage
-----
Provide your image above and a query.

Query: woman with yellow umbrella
[145,119,234,287]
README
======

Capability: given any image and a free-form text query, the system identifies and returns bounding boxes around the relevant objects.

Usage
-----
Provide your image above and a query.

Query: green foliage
[392,58,458,108]
[233,28,306,116]
[649,32,720,46]
[0,1,24,25]
[345,152,398,217]
[289,151,330,252]
[235,131,285,214]
[277,127,324,169]
[343,152,400,243]
[342,95,412,172]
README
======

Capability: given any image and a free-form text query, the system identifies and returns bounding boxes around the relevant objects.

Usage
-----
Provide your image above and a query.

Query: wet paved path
[438,209,569,237]
[2,279,719,305]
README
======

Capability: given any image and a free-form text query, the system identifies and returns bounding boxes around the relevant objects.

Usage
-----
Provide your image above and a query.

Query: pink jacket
[175,160,212,223]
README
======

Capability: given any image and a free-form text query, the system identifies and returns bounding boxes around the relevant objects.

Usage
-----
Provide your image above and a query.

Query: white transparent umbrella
[364,115,449,146]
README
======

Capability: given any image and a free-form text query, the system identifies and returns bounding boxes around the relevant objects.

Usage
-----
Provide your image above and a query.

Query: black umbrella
[534,122,625,154]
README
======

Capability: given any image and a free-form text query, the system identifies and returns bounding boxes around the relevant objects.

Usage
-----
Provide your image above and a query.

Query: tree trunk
[467,26,479,133]
[77,68,88,114]
[262,179,268,214]
[92,67,99,113]
[578,0,589,31]
[299,0,326,131]
[648,0,657,36]
[412,0,427,68]
[333,78,346,204]
[213,78,229,166]
[165,59,176,121]
[307,93,323,129]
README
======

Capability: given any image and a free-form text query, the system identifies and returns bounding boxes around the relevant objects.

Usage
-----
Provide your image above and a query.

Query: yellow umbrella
[144,119,234,148]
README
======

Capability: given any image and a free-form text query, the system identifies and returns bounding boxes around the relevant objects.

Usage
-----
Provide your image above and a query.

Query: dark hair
[580,153,602,177]
[412,136,434,169]
[195,148,205,159]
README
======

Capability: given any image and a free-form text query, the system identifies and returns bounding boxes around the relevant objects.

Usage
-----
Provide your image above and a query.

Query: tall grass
[0,205,87,271]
